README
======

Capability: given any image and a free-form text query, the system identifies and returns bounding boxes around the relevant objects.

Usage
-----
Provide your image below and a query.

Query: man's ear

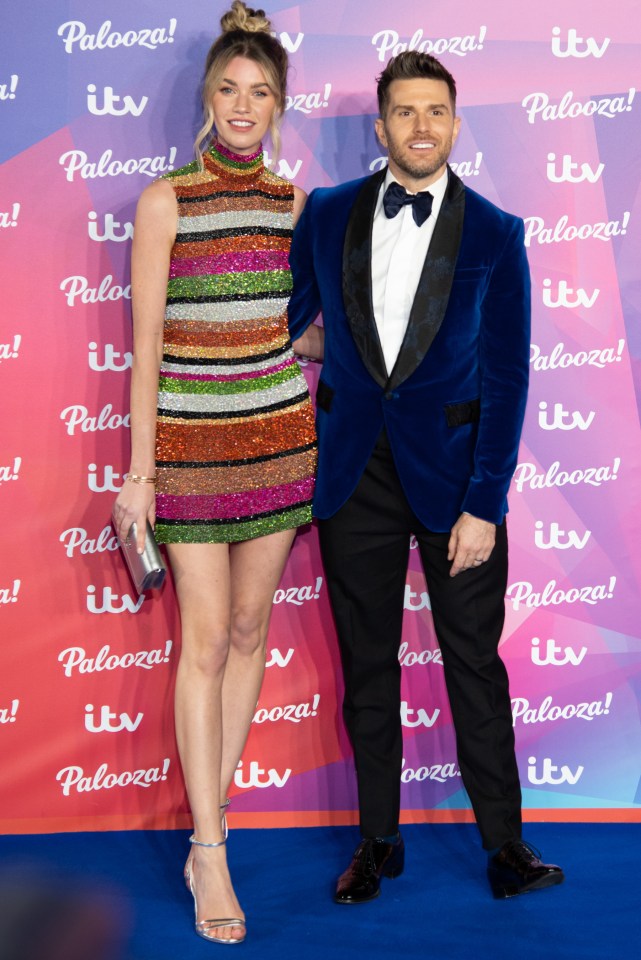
[451,115,461,147]
[374,117,387,149]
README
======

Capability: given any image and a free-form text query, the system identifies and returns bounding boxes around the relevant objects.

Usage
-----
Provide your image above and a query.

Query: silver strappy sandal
[184,800,246,945]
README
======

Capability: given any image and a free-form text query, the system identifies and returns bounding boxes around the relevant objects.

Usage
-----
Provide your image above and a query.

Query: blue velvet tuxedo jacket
[288,167,531,531]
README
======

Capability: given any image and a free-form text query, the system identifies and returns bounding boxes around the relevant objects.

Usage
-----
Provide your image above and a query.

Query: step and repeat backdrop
[1,0,641,833]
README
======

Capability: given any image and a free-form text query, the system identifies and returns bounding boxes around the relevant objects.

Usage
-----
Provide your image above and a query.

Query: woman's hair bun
[220,1,272,35]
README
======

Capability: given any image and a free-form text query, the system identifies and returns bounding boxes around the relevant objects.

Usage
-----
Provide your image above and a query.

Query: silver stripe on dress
[165,299,289,322]
[177,209,291,234]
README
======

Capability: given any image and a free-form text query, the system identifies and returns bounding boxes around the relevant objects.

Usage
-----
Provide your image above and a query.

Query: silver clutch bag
[114,518,167,594]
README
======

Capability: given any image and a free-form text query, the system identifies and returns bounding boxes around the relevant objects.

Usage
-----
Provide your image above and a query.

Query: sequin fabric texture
[154,142,317,543]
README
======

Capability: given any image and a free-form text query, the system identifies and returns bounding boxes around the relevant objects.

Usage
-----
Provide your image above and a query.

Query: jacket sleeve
[460,216,531,524]
[287,190,322,342]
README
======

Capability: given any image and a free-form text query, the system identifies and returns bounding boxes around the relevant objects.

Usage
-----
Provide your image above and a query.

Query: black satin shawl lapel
[342,169,387,388]
[388,169,466,391]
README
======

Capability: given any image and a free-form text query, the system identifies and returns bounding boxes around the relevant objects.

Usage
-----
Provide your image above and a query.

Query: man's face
[375,77,460,189]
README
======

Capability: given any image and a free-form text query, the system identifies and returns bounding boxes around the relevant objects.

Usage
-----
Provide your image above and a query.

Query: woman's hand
[113,480,156,554]
[293,324,324,361]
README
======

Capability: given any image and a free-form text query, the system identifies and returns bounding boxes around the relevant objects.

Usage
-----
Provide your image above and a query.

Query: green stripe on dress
[158,364,299,396]
[166,270,292,300]
[155,506,312,544]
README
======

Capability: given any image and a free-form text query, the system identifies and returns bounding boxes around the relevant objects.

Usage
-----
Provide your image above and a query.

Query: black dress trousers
[318,430,522,849]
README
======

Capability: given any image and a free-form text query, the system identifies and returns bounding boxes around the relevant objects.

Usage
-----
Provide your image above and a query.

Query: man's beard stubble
[386,134,454,183]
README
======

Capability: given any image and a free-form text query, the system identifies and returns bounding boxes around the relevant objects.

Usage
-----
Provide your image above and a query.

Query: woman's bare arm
[113,178,177,552]
[291,185,324,361]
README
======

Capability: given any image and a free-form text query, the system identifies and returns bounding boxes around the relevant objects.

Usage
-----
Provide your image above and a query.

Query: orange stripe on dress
[156,404,315,462]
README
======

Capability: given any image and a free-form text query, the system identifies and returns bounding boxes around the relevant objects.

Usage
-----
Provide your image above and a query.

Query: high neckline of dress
[204,140,264,178]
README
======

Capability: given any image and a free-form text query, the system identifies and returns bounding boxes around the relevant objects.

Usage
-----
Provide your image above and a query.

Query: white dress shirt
[371,166,448,375]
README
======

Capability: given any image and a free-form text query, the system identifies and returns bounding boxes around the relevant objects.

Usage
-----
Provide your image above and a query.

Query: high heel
[184,833,246,945]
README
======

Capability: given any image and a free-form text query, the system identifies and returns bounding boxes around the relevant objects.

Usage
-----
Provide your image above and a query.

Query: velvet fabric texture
[288,167,531,531]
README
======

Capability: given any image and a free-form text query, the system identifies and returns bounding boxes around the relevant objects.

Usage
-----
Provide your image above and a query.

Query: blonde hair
[194,2,288,165]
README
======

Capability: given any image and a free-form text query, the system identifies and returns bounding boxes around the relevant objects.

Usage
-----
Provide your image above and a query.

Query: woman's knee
[181,624,232,675]
[229,606,268,656]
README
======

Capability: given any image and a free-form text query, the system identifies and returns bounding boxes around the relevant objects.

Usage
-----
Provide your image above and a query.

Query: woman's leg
[220,528,296,797]
[169,528,296,941]
[169,542,242,942]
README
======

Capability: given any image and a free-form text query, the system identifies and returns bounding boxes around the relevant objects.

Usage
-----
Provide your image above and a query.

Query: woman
[113,2,317,944]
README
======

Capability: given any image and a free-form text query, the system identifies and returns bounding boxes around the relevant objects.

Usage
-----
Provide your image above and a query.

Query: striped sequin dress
[154,141,317,543]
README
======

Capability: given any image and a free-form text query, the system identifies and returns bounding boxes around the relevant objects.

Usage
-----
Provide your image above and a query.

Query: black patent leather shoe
[488,839,564,899]
[334,835,405,904]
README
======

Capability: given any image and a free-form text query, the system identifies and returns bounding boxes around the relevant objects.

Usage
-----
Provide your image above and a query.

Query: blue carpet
[0,824,638,959]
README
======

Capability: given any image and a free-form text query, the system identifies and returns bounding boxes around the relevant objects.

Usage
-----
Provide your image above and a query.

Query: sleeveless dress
[154,141,317,543]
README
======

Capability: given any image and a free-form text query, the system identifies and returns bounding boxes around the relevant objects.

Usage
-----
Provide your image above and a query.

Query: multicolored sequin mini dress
[154,142,317,543]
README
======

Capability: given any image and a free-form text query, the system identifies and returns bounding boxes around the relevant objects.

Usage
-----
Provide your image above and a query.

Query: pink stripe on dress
[157,477,314,520]
[169,249,290,278]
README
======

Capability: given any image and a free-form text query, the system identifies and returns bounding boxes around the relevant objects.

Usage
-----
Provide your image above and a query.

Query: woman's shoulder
[137,177,178,210]
[134,179,178,236]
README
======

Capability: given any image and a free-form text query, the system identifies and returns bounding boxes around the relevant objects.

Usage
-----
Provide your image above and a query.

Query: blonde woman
[113,2,317,944]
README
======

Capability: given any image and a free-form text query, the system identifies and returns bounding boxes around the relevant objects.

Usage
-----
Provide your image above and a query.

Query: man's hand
[447,514,496,577]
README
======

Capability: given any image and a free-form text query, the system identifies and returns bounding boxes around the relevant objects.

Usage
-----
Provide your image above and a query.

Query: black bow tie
[383,181,433,226]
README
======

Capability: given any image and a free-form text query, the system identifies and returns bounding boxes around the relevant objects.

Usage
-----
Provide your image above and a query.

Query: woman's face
[211,55,277,155]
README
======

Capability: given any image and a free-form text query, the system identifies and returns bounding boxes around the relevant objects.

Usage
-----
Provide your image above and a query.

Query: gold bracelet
[124,473,157,484]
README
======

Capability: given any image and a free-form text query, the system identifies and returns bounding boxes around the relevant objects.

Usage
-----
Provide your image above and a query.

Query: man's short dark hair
[376,51,457,117]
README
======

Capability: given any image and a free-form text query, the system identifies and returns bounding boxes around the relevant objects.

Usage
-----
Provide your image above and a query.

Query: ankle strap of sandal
[189,835,227,848]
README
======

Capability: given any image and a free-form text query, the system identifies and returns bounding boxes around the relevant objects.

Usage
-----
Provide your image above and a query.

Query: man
[288,52,563,902]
